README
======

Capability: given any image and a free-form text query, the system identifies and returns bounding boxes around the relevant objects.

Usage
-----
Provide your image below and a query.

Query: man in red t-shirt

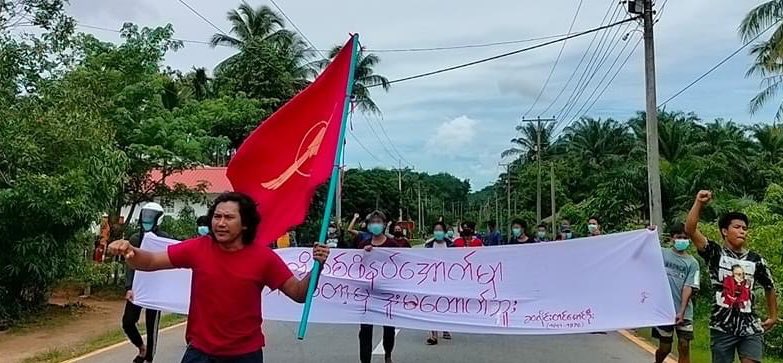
[107,192,329,363]
[452,221,483,247]
[391,222,411,248]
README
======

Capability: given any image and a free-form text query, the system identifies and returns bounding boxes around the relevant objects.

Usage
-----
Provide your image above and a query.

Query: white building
[121,167,232,223]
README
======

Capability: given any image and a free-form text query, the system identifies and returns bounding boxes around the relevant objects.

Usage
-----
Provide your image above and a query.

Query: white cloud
[427,115,478,154]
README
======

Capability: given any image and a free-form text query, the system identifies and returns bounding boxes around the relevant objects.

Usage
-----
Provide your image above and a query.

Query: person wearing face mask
[424,221,454,344]
[535,223,549,242]
[453,221,483,247]
[357,210,399,363]
[391,222,412,248]
[123,202,172,363]
[555,220,575,241]
[196,216,210,237]
[446,226,457,240]
[587,216,602,236]
[326,221,345,248]
[508,219,536,244]
[652,223,700,363]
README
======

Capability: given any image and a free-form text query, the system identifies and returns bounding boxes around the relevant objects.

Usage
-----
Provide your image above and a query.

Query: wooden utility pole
[499,162,511,234]
[520,117,556,224]
[550,163,557,236]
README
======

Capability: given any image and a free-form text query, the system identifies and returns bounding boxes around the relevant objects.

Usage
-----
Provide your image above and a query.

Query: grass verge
[21,313,186,363]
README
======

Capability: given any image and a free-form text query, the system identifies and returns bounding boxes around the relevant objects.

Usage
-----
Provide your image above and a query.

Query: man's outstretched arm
[108,239,174,272]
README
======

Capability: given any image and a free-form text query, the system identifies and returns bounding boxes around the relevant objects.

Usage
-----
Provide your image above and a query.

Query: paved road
[76,322,656,362]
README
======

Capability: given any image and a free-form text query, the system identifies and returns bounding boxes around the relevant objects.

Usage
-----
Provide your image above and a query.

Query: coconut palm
[501,122,555,162]
[318,45,390,116]
[562,117,633,167]
[740,1,783,119]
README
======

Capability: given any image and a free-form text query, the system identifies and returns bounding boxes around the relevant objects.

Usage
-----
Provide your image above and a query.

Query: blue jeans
[181,346,263,363]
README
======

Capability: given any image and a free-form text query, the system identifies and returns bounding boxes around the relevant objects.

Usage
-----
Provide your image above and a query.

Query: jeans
[181,346,264,363]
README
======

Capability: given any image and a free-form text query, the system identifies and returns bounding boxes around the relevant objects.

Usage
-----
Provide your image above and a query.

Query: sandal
[442,331,451,340]
[426,337,438,345]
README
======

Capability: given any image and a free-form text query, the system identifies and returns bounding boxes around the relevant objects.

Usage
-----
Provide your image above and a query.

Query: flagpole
[297,34,360,340]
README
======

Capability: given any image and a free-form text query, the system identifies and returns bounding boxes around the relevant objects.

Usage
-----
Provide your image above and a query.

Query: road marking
[618,329,676,363]
[372,328,401,355]
[60,321,187,363]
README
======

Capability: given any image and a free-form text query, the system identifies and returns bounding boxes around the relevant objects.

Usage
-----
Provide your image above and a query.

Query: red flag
[227,37,355,244]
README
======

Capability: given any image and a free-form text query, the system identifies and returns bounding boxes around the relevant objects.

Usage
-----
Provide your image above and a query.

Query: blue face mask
[433,231,445,240]
[141,222,155,232]
[512,227,522,237]
[446,230,455,238]
[368,223,384,236]
[197,226,209,236]
[673,239,690,251]
[563,232,572,239]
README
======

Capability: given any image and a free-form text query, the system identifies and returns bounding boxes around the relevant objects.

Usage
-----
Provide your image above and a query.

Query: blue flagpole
[297,34,360,340]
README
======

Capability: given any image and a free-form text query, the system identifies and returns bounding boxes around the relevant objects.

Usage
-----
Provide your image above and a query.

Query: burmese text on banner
[133,229,675,334]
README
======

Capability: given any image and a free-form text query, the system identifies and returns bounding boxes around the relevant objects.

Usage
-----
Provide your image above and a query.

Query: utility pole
[630,0,663,231]
[520,117,556,224]
[417,182,422,238]
[499,162,511,234]
[336,165,343,224]
[550,163,557,236]
[397,160,403,222]
[494,188,500,227]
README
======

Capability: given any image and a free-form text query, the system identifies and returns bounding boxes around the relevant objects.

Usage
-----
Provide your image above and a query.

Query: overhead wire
[563,28,642,128]
[557,5,630,124]
[369,15,640,88]
[522,0,585,118]
[538,0,618,120]
[554,3,625,124]
[659,19,780,107]
[369,115,414,167]
[176,0,228,35]
[267,0,328,60]
[348,130,384,163]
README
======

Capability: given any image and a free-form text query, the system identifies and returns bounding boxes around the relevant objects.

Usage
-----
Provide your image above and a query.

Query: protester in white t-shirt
[424,221,453,344]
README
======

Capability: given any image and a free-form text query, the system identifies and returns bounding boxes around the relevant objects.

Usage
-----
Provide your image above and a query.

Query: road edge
[59,321,187,363]
[618,329,676,363]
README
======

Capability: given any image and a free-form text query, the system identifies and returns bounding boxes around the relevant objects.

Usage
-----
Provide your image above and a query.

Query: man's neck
[372,234,386,244]
[671,247,687,256]
[723,241,745,254]
[217,238,245,252]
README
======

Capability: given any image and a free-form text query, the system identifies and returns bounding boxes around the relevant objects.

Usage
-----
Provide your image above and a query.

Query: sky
[67,0,776,190]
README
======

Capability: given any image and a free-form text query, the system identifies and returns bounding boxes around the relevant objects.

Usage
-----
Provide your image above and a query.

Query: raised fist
[696,190,712,205]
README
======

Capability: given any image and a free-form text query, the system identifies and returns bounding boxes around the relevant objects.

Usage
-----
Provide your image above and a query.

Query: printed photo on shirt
[715,257,755,313]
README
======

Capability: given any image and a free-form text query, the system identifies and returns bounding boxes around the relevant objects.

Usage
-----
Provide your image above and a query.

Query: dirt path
[0,296,126,363]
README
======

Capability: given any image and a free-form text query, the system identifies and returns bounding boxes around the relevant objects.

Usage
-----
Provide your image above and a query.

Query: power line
[523,0,585,118]
[564,31,642,126]
[267,0,327,60]
[77,24,214,45]
[539,0,618,120]
[369,15,640,88]
[659,20,780,107]
[348,130,383,163]
[578,36,643,121]
[176,0,227,35]
[555,3,625,124]
[360,114,403,165]
[370,115,414,167]
[558,7,631,124]
[367,32,574,53]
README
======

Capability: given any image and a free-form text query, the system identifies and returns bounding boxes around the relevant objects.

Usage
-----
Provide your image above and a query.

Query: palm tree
[740,1,783,119]
[501,122,555,161]
[320,45,390,116]
[210,2,311,74]
[562,117,633,166]
[628,110,701,163]
[751,124,783,163]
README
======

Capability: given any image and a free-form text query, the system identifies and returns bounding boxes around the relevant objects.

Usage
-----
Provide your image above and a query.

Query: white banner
[133,230,675,334]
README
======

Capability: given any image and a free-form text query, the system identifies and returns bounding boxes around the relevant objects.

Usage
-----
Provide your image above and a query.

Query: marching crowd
[109,189,778,363]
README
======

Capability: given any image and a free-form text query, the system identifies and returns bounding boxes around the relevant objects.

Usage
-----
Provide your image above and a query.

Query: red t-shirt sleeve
[264,249,294,291]
[167,238,200,268]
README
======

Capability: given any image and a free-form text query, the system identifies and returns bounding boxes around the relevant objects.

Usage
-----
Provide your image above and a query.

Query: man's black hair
[487,220,497,229]
[669,222,686,236]
[511,218,527,230]
[588,216,600,224]
[196,215,209,227]
[537,223,547,229]
[461,221,476,229]
[718,212,749,235]
[433,221,448,231]
[207,192,260,245]
[367,210,387,222]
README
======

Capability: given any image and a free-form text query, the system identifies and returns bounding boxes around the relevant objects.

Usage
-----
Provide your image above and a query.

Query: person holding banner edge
[358,210,399,363]
[424,220,454,345]
[107,192,330,363]
[686,190,777,363]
